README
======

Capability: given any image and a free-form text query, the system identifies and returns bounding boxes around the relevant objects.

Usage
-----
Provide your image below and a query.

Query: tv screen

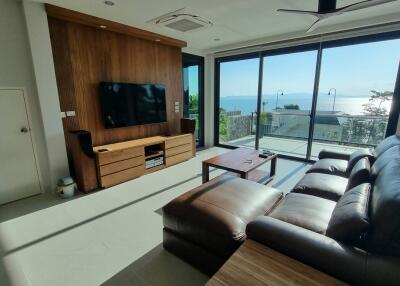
[100,82,167,128]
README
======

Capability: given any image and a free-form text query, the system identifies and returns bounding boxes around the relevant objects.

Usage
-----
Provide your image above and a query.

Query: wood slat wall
[48,17,184,148]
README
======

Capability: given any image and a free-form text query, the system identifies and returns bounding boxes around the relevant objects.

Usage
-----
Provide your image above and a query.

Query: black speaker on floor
[69,130,98,192]
[181,118,196,134]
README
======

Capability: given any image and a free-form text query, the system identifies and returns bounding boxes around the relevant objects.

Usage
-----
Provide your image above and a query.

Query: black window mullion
[214,59,221,146]
[306,43,323,160]
[386,62,400,137]
[255,52,264,150]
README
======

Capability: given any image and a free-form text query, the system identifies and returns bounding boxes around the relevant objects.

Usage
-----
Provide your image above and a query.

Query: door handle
[20,127,29,133]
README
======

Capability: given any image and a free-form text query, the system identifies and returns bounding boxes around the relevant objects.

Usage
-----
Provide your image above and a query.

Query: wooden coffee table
[206,240,347,286]
[202,148,277,184]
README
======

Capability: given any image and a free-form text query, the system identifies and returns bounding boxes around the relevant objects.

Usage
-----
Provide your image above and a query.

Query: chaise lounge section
[163,174,283,274]
[162,135,400,285]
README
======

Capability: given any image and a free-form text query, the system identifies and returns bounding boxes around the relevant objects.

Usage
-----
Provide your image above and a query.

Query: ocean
[220,94,392,115]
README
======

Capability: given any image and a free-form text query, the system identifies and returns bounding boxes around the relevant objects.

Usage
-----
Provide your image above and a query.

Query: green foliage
[284,104,300,110]
[219,108,228,142]
[189,94,199,115]
[259,112,270,125]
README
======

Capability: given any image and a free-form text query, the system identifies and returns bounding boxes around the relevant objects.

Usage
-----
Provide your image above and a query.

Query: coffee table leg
[202,162,210,183]
[271,156,277,177]
[240,172,248,180]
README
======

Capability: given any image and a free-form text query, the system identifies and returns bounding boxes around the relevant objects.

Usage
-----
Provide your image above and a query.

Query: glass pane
[311,39,400,159]
[218,58,260,147]
[259,50,318,158]
[183,65,201,144]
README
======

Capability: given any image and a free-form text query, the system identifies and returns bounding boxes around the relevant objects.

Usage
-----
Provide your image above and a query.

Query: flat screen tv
[100,82,167,128]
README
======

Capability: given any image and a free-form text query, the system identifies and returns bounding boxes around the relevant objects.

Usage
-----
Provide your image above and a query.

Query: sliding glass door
[259,50,318,158]
[215,33,400,161]
[183,53,204,146]
[217,56,260,148]
[311,39,400,159]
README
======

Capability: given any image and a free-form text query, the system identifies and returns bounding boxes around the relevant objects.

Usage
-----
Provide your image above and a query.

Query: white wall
[0,0,69,193]
[204,54,215,147]
[22,0,69,191]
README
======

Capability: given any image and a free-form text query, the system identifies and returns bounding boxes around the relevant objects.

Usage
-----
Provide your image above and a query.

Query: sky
[216,38,400,114]
[187,65,199,96]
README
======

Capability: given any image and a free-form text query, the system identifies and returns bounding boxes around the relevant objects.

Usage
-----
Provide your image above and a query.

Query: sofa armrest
[318,149,352,160]
[247,216,367,285]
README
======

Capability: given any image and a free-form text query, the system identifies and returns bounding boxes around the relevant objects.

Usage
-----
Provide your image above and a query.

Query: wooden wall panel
[48,17,183,147]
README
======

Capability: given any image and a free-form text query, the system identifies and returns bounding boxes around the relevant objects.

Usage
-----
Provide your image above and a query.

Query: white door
[0,89,41,204]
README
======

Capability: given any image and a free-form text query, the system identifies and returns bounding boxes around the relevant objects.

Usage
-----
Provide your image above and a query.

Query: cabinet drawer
[165,143,192,157]
[165,135,192,149]
[99,156,144,176]
[166,151,193,166]
[100,165,145,188]
[97,147,144,165]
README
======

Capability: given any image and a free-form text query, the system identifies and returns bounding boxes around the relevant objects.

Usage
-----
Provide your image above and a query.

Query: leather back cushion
[374,135,400,156]
[326,183,371,242]
[368,158,400,255]
[346,158,371,191]
[371,145,400,179]
[346,149,375,174]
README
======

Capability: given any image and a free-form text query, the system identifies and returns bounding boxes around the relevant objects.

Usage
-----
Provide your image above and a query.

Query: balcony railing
[220,111,389,148]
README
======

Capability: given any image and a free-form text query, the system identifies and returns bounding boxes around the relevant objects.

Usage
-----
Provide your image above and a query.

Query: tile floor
[0,147,309,286]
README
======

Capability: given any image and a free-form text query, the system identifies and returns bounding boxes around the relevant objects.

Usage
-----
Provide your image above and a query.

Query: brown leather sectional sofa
[162,135,400,285]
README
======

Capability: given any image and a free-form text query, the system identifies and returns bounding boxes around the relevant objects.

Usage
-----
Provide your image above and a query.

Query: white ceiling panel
[33,0,400,54]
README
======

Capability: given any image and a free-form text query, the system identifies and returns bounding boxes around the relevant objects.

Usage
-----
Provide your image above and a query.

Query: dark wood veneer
[45,4,187,48]
[48,15,184,147]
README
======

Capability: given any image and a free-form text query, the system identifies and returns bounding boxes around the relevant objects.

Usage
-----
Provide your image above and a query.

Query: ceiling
[33,0,400,54]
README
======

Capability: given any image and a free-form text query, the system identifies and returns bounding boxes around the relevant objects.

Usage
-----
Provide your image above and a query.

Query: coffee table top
[206,240,347,286]
[203,148,276,173]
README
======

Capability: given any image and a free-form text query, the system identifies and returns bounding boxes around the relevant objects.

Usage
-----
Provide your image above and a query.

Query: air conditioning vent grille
[165,19,204,32]
[148,8,213,33]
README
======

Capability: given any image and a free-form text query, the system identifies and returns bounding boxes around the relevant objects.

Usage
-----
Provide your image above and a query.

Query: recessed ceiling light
[214,38,221,42]
[155,39,161,42]
[99,25,107,29]
[104,1,115,6]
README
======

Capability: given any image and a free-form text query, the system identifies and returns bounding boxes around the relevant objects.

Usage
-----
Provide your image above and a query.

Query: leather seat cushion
[269,193,336,234]
[292,173,348,201]
[162,174,283,257]
[306,158,348,177]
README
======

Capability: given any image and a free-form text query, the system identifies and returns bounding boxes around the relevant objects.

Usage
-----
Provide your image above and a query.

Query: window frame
[183,53,205,147]
[214,30,400,161]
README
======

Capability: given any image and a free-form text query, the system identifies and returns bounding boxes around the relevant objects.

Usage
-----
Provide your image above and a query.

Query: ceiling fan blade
[339,0,397,13]
[306,18,323,33]
[277,9,320,17]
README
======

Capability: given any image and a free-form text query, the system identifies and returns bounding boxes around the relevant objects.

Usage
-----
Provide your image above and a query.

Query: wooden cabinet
[165,134,194,167]
[94,134,195,188]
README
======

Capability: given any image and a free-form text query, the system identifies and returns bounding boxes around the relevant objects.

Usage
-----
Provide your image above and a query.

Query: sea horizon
[219,93,392,116]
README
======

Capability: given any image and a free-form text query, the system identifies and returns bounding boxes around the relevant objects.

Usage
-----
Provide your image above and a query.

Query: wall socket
[174,102,180,113]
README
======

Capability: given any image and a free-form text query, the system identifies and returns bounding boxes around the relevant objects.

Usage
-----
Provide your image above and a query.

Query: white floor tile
[0,147,308,286]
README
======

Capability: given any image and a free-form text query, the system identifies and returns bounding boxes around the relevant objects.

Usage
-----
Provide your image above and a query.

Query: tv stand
[93,134,195,188]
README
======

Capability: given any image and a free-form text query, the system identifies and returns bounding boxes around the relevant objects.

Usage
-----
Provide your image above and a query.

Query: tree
[361,90,393,145]
[362,90,392,116]
[284,104,300,110]
[189,94,199,115]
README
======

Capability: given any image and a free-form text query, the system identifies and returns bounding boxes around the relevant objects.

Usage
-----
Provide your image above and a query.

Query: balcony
[219,111,388,159]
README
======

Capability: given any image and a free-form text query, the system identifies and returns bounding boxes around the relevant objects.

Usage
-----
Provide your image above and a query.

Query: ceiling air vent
[149,8,213,32]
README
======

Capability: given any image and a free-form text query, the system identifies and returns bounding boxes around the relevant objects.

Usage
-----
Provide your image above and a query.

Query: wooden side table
[206,240,347,286]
